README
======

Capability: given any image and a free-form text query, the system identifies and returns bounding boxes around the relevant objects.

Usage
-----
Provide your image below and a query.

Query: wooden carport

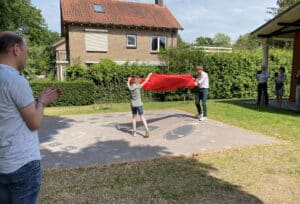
[251,2,300,101]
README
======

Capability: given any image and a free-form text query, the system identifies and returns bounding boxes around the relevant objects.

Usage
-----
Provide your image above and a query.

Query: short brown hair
[196,65,203,70]
[0,31,24,54]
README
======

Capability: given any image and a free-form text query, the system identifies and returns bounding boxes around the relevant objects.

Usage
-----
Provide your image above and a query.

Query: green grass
[41,100,300,203]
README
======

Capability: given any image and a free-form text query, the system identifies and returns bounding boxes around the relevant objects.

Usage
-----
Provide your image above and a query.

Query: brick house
[54,0,182,81]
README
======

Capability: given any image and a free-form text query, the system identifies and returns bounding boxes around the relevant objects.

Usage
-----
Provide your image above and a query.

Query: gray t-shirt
[0,64,41,173]
[129,84,143,107]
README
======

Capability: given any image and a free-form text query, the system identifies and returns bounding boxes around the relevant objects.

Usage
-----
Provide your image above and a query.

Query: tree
[0,0,61,78]
[194,36,214,46]
[177,34,189,48]
[213,33,231,47]
[233,33,261,50]
[267,0,300,15]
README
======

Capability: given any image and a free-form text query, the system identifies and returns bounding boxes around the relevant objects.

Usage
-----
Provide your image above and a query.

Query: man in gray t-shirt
[0,31,62,203]
[127,73,152,138]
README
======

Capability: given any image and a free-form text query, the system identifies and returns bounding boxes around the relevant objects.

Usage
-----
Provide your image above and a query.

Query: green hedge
[30,80,96,106]
[64,50,292,103]
[159,48,292,100]
[67,59,160,103]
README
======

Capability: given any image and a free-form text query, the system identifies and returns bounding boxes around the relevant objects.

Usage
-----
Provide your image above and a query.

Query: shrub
[66,64,87,80]
[30,80,96,106]
[160,48,292,99]
[85,59,159,103]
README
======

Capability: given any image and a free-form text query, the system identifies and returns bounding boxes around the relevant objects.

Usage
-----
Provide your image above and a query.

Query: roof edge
[63,21,182,31]
[251,2,300,37]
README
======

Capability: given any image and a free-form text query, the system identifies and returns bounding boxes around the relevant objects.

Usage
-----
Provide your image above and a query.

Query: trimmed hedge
[68,59,160,103]
[30,80,96,106]
[160,48,292,99]
[63,49,293,103]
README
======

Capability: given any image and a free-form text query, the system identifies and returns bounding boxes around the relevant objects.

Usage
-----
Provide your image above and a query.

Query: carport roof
[251,2,300,39]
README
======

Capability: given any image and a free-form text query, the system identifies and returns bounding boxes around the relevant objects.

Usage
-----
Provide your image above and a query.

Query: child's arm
[141,73,152,87]
[127,77,131,89]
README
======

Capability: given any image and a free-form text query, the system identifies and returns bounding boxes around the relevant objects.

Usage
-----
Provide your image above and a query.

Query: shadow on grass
[216,99,299,117]
[40,154,263,203]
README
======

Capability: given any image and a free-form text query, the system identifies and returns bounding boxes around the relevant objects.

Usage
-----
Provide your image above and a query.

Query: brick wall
[67,25,177,65]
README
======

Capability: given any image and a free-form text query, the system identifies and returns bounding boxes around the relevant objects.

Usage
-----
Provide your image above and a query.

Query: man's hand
[37,87,62,106]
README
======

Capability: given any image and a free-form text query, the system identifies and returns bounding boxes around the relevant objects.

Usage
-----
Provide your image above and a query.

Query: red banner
[130,73,196,91]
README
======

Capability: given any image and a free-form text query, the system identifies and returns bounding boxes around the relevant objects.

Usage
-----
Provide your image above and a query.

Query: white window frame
[151,35,167,53]
[126,34,137,48]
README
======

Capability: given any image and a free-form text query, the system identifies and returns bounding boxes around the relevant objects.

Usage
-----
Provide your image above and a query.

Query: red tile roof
[61,0,183,30]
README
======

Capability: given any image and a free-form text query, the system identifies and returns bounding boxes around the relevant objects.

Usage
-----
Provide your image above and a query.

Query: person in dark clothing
[256,65,270,106]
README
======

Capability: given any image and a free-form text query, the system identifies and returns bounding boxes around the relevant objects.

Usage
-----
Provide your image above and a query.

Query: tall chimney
[155,0,163,7]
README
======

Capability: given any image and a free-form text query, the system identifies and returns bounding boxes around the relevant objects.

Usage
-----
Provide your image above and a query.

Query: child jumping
[127,73,152,138]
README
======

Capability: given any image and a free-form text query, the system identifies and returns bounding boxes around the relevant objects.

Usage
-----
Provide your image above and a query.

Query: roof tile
[61,0,182,30]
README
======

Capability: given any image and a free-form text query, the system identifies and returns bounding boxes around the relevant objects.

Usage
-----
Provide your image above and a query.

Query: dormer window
[93,4,104,13]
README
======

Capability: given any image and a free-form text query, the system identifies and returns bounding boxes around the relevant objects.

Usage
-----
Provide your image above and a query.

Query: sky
[31,0,277,43]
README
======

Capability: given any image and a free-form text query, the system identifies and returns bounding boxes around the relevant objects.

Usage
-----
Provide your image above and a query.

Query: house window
[151,36,167,52]
[126,34,137,48]
[93,4,104,13]
[85,29,108,52]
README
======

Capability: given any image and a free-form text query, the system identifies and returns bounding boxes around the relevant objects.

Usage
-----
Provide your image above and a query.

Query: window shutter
[85,29,108,52]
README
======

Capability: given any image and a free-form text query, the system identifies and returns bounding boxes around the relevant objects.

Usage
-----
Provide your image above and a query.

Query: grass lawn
[41,100,299,203]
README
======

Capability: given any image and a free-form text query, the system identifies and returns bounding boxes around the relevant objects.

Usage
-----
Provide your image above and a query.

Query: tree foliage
[0,0,61,79]
[194,33,231,47]
[268,0,300,15]
[177,34,189,48]
[213,33,231,47]
[233,33,261,50]
[194,36,214,46]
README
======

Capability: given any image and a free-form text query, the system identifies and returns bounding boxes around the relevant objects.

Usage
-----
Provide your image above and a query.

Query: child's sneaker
[132,131,137,137]
[144,130,150,138]
[200,117,208,121]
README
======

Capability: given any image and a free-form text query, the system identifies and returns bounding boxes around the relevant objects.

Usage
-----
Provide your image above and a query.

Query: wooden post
[261,38,271,69]
[290,32,300,102]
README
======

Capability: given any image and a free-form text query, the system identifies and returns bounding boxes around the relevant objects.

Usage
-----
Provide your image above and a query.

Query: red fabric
[141,73,196,91]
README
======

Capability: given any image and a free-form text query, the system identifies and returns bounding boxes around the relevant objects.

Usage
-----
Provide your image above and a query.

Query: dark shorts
[131,106,144,115]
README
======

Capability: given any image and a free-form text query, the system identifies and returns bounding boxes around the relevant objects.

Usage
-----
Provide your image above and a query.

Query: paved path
[39,110,275,169]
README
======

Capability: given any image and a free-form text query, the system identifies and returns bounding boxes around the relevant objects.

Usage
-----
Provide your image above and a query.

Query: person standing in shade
[274,66,286,107]
[195,65,209,121]
[0,31,62,204]
[256,64,270,106]
[127,73,152,137]
[295,70,300,113]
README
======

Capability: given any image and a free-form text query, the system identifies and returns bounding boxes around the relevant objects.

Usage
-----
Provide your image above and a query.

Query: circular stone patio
[39,109,276,169]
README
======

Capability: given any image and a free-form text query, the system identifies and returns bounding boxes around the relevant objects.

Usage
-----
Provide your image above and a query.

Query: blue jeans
[0,160,41,204]
[195,88,208,117]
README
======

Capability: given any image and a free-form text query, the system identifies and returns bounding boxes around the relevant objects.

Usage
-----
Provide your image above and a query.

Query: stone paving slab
[39,110,276,169]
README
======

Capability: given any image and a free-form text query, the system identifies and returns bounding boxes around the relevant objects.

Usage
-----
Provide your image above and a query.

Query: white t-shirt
[0,64,40,173]
[196,71,209,88]
[257,71,270,83]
